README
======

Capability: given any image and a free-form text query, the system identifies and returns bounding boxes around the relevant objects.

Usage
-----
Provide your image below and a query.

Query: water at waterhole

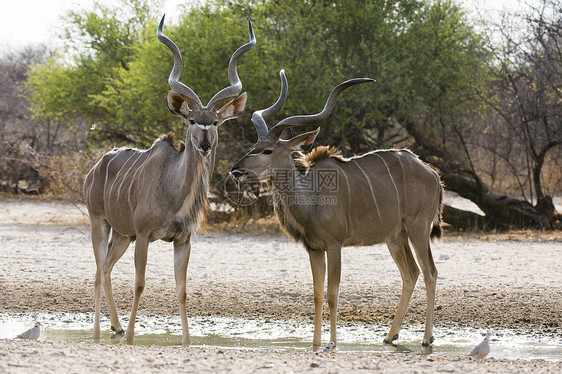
[1,312,560,360]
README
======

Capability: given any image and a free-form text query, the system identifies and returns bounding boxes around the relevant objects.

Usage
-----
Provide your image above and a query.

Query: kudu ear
[167,91,192,118]
[287,128,320,152]
[216,92,247,125]
[279,128,293,140]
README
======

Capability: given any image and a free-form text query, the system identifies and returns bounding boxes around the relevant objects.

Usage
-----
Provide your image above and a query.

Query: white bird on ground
[323,341,336,353]
[15,322,42,340]
[468,332,492,359]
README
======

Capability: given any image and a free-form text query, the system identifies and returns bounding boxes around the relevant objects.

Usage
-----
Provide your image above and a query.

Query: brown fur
[233,139,445,348]
[274,201,307,246]
[157,132,186,152]
[294,146,343,170]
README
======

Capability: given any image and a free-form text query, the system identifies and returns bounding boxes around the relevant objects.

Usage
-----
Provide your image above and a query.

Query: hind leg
[406,221,438,346]
[384,227,420,344]
[90,216,110,342]
[102,230,131,334]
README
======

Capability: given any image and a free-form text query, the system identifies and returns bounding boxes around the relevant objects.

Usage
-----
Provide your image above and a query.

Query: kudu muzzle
[199,130,212,156]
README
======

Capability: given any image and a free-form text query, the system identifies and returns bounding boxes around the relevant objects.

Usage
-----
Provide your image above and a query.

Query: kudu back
[231,71,443,351]
[84,15,255,345]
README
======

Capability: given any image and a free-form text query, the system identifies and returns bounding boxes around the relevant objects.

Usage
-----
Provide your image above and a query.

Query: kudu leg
[308,249,326,351]
[102,230,131,335]
[408,224,438,346]
[173,236,192,346]
[90,217,110,342]
[384,230,419,344]
[326,249,342,350]
[126,234,149,343]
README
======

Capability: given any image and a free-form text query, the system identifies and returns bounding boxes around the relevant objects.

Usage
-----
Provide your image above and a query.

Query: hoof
[421,336,434,346]
[111,326,125,334]
[383,334,399,344]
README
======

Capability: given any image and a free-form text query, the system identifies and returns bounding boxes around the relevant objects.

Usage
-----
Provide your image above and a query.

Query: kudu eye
[213,120,219,126]
[189,119,196,125]
[263,149,273,155]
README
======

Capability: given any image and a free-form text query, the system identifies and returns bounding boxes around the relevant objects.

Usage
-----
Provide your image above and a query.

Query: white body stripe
[352,160,383,221]
[104,152,119,188]
[104,152,120,213]
[116,152,144,200]
[333,163,352,208]
[375,153,401,217]
[127,152,152,211]
[87,162,98,209]
[396,153,407,210]
[108,152,138,204]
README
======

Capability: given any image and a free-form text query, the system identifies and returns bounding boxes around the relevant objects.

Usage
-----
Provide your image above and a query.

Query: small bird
[323,341,336,353]
[15,322,42,340]
[468,332,491,359]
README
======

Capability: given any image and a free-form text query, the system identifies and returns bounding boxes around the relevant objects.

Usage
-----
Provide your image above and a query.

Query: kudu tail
[430,184,444,241]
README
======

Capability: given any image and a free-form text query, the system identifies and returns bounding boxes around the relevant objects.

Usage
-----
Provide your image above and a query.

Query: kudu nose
[200,139,211,153]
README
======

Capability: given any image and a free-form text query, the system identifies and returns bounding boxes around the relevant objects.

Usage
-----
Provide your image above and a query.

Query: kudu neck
[270,155,313,212]
[175,130,216,195]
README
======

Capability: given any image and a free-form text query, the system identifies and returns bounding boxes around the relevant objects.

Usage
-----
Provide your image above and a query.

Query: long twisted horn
[157,14,203,110]
[251,69,288,141]
[267,78,375,141]
[207,20,256,110]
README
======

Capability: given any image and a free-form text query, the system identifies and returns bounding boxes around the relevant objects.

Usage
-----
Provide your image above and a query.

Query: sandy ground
[0,198,561,373]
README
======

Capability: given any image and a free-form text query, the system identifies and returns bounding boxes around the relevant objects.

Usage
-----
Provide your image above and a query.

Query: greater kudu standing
[84,15,255,345]
[231,71,443,351]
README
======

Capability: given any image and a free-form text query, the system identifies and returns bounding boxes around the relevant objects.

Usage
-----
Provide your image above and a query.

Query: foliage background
[2,0,560,228]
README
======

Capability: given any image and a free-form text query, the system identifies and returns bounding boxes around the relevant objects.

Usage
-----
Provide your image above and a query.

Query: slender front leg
[126,234,149,343]
[326,248,342,350]
[308,249,326,351]
[174,235,192,346]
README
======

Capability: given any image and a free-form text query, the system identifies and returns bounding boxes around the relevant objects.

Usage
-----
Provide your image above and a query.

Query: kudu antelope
[231,71,443,351]
[84,15,255,345]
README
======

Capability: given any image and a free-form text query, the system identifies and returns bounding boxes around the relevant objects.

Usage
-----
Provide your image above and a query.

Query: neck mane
[293,145,343,171]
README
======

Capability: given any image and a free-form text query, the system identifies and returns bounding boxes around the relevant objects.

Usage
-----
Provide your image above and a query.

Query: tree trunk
[442,172,558,230]
[405,122,560,230]
[442,205,491,231]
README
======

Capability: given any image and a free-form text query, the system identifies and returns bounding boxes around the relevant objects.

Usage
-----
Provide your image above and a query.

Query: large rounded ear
[286,128,320,152]
[279,128,293,140]
[216,92,247,125]
[167,91,192,118]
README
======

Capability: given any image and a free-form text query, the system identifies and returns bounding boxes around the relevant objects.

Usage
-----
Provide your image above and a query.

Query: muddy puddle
[0,312,560,361]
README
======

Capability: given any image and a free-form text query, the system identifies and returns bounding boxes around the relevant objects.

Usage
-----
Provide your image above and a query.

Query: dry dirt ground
[0,198,561,373]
